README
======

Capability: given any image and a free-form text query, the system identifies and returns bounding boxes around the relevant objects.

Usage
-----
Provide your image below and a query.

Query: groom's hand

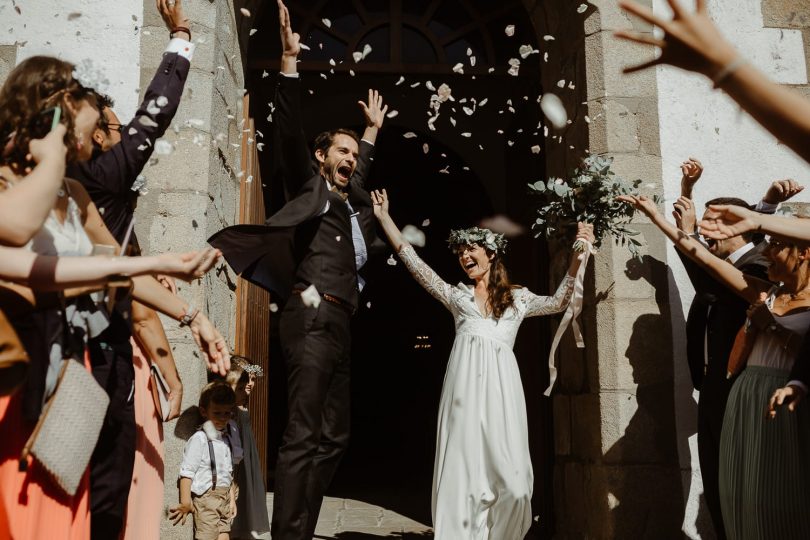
[278,0,301,73]
[359,89,388,130]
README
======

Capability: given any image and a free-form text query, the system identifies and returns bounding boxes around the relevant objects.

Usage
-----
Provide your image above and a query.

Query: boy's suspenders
[207,439,217,488]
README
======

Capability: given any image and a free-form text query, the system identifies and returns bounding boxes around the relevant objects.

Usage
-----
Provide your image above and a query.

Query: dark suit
[209,74,383,540]
[677,241,770,540]
[66,49,190,540]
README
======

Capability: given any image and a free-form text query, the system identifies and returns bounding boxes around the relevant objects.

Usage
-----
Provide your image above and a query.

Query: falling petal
[410,81,421,88]
[540,93,568,129]
[329,58,336,66]
[396,76,405,85]
[577,3,588,13]
[349,69,356,76]
[423,143,430,154]
[386,110,399,118]
[461,132,471,137]
[138,116,159,128]
[426,81,436,91]
[366,301,372,309]
[463,106,474,116]
[452,63,464,74]
[402,225,426,247]
[128,127,138,135]
[568,81,576,89]
[584,115,591,123]
[387,255,397,266]
[240,8,251,17]
[301,284,321,308]
[403,132,417,139]
[362,43,372,58]
[479,98,488,106]
[470,56,477,67]
[439,166,450,174]
[322,18,331,27]
[262,70,269,78]
[466,47,473,56]
[270,303,279,313]
[543,35,555,41]
[544,52,549,63]
[335,235,341,242]
[505,25,515,36]
[479,215,526,237]
[450,117,457,127]
[531,145,541,154]
[422,219,431,227]
[519,45,538,59]
[300,43,311,50]
[250,28,257,36]
[352,51,363,63]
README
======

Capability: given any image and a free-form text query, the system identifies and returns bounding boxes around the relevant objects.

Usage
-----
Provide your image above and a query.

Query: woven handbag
[0,308,29,396]
[18,297,109,496]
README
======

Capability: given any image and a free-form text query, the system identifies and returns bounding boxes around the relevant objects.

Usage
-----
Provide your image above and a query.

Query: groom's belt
[292,287,356,315]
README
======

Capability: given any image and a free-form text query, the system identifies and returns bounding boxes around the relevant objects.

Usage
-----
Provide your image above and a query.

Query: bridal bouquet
[528,155,652,258]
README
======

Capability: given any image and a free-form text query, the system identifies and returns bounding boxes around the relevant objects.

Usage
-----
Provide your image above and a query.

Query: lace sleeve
[522,275,576,317]
[397,244,454,310]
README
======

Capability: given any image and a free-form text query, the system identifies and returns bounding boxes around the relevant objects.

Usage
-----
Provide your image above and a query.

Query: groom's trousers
[272,293,353,540]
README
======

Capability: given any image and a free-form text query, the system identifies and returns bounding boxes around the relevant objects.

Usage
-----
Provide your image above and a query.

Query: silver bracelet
[179,304,199,326]
[712,57,747,89]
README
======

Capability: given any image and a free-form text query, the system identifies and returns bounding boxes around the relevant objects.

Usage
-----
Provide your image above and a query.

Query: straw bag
[0,308,29,396]
[19,298,109,495]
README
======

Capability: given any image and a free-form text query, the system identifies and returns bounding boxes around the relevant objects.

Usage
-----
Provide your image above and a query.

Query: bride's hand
[576,222,595,245]
[617,194,659,217]
[371,189,389,219]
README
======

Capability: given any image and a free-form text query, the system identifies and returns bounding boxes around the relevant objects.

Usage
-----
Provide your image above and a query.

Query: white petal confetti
[250,28,257,36]
[240,8,251,17]
[540,93,568,129]
[301,284,321,308]
[396,76,405,86]
[422,219,431,227]
[479,98,488,106]
[557,79,566,88]
[467,48,473,56]
[470,56,477,67]
[138,116,159,128]
[423,143,430,154]
[505,25,515,37]
[335,235,341,242]
[543,35,555,41]
[463,106,474,116]
[262,70,269,78]
[450,117,457,127]
[439,166,450,174]
[402,225,426,247]
[452,63,464,74]
[461,132,471,137]
[270,303,279,313]
[146,100,160,115]
[479,215,526,237]
[156,96,169,107]
[352,51,363,63]
[128,127,138,135]
[403,132,417,139]
[410,82,421,88]
[349,70,355,76]
[300,43,311,50]
[531,145,541,154]
[386,110,399,118]
[577,3,588,13]
[387,255,397,266]
[322,18,331,27]
[329,58,336,66]
[426,81,436,91]
[508,58,520,77]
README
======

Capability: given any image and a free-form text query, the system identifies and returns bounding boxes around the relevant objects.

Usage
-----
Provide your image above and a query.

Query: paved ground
[266,494,434,539]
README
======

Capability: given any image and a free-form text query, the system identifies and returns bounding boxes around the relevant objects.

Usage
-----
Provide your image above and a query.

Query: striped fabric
[719,366,810,539]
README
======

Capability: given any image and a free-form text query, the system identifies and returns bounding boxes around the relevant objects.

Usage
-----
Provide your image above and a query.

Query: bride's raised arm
[523,222,594,317]
[371,189,453,310]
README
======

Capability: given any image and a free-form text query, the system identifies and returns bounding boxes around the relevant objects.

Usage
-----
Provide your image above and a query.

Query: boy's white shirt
[179,419,242,496]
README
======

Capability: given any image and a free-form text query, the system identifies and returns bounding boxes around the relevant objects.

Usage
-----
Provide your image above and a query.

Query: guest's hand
[617,194,659,217]
[168,502,194,526]
[680,157,703,197]
[157,0,190,39]
[167,381,183,421]
[697,204,759,240]
[371,189,389,219]
[359,89,388,130]
[575,222,595,245]
[153,248,221,282]
[189,314,231,375]
[27,124,68,165]
[615,0,738,79]
[763,179,804,205]
[673,196,697,234]
[278,0,300,59]
[768,384,806,418]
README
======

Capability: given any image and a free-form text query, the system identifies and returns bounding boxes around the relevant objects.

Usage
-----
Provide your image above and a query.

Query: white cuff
[360,138,375,146]
[166,38,195,61]
[755,200,779,214]
[787,380,809,394]
[280,72,300,78]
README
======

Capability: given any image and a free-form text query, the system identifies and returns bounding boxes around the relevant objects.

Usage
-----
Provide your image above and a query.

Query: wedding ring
[168,0,175,6]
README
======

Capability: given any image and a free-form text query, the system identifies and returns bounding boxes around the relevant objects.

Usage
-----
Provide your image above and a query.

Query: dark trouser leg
[271,298,351,540]
[88,338,136,540]
[698,395,727,540]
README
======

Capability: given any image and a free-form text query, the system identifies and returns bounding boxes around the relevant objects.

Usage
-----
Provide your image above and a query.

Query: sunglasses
[106,123,124,133]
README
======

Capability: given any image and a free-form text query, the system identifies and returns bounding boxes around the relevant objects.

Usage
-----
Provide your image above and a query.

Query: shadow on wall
[599,254,712,539]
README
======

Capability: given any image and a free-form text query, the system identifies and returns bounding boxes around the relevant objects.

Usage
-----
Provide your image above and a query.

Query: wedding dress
[397,245,575,540]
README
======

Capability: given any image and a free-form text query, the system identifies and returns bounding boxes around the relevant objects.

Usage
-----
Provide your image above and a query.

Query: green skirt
[719,365,810,540]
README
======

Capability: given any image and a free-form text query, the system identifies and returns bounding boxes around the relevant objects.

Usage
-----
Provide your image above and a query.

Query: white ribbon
[544,241,593,397]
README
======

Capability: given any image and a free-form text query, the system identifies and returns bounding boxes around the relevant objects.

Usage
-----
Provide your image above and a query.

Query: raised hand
[576,222,595,245]
[673,196,697,233]
[27,123,68,164]
[157,0,190,37]
[371,189,389,219]
[680,157,703,197]
[768,384,806,419]
[359,89,388,130]
[697,204,759,240]
[278,0,300,59]
[763,179,804,205]
[153,248,221,282]
[617,194,659,217]
[614,0,738,79]
[189,314,231,375]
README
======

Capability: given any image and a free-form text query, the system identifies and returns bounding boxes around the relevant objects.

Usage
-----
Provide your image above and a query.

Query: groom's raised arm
[274,0,312,199]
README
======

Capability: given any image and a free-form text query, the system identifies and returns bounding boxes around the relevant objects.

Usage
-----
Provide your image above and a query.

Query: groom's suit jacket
[208,75,384,309]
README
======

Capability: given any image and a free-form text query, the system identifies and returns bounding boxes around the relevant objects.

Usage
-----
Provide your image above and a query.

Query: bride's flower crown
[447,227,507,254]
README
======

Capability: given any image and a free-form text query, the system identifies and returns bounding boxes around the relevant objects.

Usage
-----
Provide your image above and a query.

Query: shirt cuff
[166,38,195,61]
[754,200,779,214]
[787,380,809,394]
[361,138,375,146]
[280,72,300,78]
[178,469,195,479]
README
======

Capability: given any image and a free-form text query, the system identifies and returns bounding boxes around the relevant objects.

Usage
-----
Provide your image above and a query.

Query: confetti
[403,132,417,139]
[543,35,555,41]
[335,235,341,242]
[422,219,431,227]
[479,215,526,237]
[584,115,591,124]
[450,117,457,127]
[270,303,279,313]
[531,145,541,154]
[577,3,588,13]
[479,98,488,106]
[540,93,568,129]
[146,100,160,115]
[156,96,169,107]
[262,70,269,78]
[322,18,331,27]
[366,301,372,309]
[423,143,430,154]
[386,110,399,118]
[300,284,321,308]
[461,132,471,138]
[505,25,515,37]
[470,56,477,67]
[240,8,251,17]
[508,58,520,77]
[463,106,474,116]
[568,81,576,89]
[154,140,173,155]
[544,52,549,63]
[466,48,473,56]
[402,225,426,247]
[557,79,566,88]
[452,63,464,74]
[396,76,405,85]
[426,81,436,91]
[410,82,421,88]
[352,51,363,63]
[138,116,159,128]
[387,255,397,266]
[439,166,450,174]
[300,43,311,50]
[128,127,138,135]
[329,58,336,66]
[250,28,257,36]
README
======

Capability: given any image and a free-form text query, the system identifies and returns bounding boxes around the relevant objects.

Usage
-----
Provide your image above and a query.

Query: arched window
[250,0,540,75]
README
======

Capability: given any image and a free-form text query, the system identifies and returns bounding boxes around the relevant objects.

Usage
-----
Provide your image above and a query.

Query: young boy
[169,381,241,540]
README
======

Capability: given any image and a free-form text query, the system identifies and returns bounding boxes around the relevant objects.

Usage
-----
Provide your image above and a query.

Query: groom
[208,1,386,537]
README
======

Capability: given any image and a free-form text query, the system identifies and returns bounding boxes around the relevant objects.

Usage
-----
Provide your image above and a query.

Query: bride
[371,189,593,539]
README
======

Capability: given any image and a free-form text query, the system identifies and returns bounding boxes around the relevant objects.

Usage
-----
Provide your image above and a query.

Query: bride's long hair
[485,251,521,320]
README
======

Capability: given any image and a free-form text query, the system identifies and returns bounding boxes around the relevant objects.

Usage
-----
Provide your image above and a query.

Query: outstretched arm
[616,0,810,165]
[618,194,771,304]
[699,204,810,244]
[371,189,453,309]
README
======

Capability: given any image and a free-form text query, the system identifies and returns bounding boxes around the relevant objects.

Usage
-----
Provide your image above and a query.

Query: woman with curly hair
[371,189,593,539]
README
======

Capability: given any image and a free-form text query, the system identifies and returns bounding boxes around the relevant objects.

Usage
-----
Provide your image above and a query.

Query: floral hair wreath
[447,227,508,255]
[231,355,264,377]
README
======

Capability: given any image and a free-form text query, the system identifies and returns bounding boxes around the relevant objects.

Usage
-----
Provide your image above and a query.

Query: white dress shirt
[179,422,238,496]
